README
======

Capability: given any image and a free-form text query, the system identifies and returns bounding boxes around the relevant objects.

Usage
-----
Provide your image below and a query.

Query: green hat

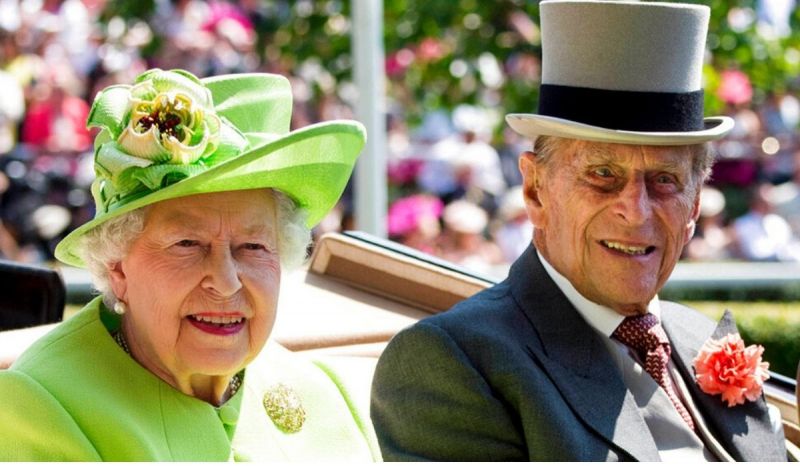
[55,69,365,267]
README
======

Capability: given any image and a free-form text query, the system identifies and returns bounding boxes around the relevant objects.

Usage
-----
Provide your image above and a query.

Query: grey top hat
[506,0,734,145]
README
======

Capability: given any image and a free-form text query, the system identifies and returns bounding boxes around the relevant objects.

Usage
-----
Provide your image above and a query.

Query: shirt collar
[536,250,660,337]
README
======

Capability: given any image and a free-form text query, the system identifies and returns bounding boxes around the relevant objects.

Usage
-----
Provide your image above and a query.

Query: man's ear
[519,151,547,228]
[684,187,702,245]
[107,261,128,301]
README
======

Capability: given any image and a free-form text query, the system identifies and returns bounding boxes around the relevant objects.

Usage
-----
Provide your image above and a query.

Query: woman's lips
[187,314,246,336]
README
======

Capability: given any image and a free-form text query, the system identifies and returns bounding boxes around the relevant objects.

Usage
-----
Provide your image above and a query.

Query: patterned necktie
[612,313,696,431]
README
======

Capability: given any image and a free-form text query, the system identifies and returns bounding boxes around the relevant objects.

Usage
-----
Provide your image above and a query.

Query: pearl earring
[113,301,127,315]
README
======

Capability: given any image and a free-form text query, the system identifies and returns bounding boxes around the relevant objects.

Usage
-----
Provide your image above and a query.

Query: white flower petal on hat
[118,125,171,162]
[96,142,153,178]
[162,131,208,165]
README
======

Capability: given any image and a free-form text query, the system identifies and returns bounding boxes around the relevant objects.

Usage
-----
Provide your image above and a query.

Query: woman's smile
[187,313,247,336]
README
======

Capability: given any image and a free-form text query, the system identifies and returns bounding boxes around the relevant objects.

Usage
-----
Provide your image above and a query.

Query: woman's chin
[179,328,256,376]
[182,349,250,377]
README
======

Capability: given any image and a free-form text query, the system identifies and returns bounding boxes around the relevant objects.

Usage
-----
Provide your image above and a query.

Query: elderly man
[370,0,788,461]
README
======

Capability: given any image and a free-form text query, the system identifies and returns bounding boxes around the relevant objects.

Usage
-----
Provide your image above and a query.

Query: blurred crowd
[1,0,800,278]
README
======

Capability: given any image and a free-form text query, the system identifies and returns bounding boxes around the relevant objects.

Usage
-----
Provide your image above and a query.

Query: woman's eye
[175,239,199,248]
[243,243,266,251]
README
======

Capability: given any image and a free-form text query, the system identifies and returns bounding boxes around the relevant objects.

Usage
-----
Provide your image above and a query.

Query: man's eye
[593,167,614,178]
[243,243,266,251]
[175,239,199,247]
[656,174,677,184]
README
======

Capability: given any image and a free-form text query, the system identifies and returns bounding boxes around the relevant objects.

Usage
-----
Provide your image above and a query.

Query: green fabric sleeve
[0,370,101,461]
[370,322,526,461]
[313,356,382,461]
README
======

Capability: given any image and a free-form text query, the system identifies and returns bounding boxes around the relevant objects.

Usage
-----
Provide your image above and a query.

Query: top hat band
[538,84,705,133]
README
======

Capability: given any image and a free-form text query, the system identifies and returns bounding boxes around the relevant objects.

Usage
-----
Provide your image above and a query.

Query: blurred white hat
[443,200,488,234]
[31,205,72,240]
[699,186,726,217]
[499,185,526,221]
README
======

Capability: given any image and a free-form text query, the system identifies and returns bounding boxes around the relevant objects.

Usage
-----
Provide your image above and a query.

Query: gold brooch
[263,383,306,433]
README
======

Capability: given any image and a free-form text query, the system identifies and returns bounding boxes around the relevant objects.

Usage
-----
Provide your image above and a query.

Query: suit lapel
[508,247,660,461]
[661,303,787,462]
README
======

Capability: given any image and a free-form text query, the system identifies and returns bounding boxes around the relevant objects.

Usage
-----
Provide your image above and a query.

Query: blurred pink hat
[388,194,443,236]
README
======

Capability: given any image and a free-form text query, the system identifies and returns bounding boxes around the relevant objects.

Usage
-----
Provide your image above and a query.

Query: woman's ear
[519,151,547,228]
[107,261,128,301]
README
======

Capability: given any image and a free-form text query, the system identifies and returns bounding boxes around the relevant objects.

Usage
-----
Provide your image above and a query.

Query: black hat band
[538,84,705,133]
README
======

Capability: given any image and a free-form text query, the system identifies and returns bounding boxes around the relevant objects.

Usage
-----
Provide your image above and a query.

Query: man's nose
[613,177,652,226]
[202,247,243,297]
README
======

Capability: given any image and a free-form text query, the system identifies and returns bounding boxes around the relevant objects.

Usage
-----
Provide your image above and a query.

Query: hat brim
[55,120,365,267]
[506,113,734,146]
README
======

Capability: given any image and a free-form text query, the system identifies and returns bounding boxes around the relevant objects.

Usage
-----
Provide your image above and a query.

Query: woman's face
[109,189,281,386]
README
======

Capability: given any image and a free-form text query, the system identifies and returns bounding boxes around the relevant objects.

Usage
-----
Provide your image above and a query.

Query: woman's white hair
[79,190,311,306]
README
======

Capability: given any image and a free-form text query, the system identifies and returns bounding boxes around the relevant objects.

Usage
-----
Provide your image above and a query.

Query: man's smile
[600,240,656,256]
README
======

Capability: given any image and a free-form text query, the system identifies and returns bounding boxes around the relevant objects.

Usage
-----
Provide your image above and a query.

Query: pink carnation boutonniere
[692,333,770,407]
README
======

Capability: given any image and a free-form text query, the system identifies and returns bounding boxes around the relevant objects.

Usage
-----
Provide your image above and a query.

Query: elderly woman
[0,69,379,461]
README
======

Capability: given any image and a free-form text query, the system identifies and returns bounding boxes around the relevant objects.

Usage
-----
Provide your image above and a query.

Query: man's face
[520,140,702,316]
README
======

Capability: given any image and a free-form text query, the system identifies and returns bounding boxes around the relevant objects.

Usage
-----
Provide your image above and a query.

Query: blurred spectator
[20,64,90,153]
[497,126,526,187]
[0,170,20,260]
[450,104,506,211]
[757,0,796,38]
[0,69,24,154]
[766,149,800,237]
[387,194,443,254]
[731,183,800,261]
[761,92,800,138]
[492,185,532,263]
[685,186,734,261]
[416,111,460,199]
[439,199,503,274]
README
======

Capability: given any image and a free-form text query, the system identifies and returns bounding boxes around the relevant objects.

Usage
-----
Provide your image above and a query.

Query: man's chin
[610,303,651,317]
[589,288,657,316]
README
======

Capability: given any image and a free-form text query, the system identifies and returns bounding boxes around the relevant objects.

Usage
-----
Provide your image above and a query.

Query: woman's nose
[201,247,243,297]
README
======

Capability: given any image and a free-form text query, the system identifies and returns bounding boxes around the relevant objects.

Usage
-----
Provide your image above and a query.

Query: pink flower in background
[418,38,445,62]
[386,49,415,77]
[717,70,753,105]
[693,333,769,407]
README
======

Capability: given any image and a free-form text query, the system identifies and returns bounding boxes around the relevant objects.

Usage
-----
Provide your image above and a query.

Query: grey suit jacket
[370,246,787,461]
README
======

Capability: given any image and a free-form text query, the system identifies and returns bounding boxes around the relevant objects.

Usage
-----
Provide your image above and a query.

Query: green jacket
[0,297,380,461]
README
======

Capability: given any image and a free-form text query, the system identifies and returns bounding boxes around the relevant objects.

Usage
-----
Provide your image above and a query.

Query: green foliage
[691,301,800,378]
[98,0,156,22]
[739,317,800,380]
[662,282,800,302]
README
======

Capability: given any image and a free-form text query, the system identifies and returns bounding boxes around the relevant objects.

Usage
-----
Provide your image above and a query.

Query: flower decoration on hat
[693,333,770,407]
[87,68,249,215]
